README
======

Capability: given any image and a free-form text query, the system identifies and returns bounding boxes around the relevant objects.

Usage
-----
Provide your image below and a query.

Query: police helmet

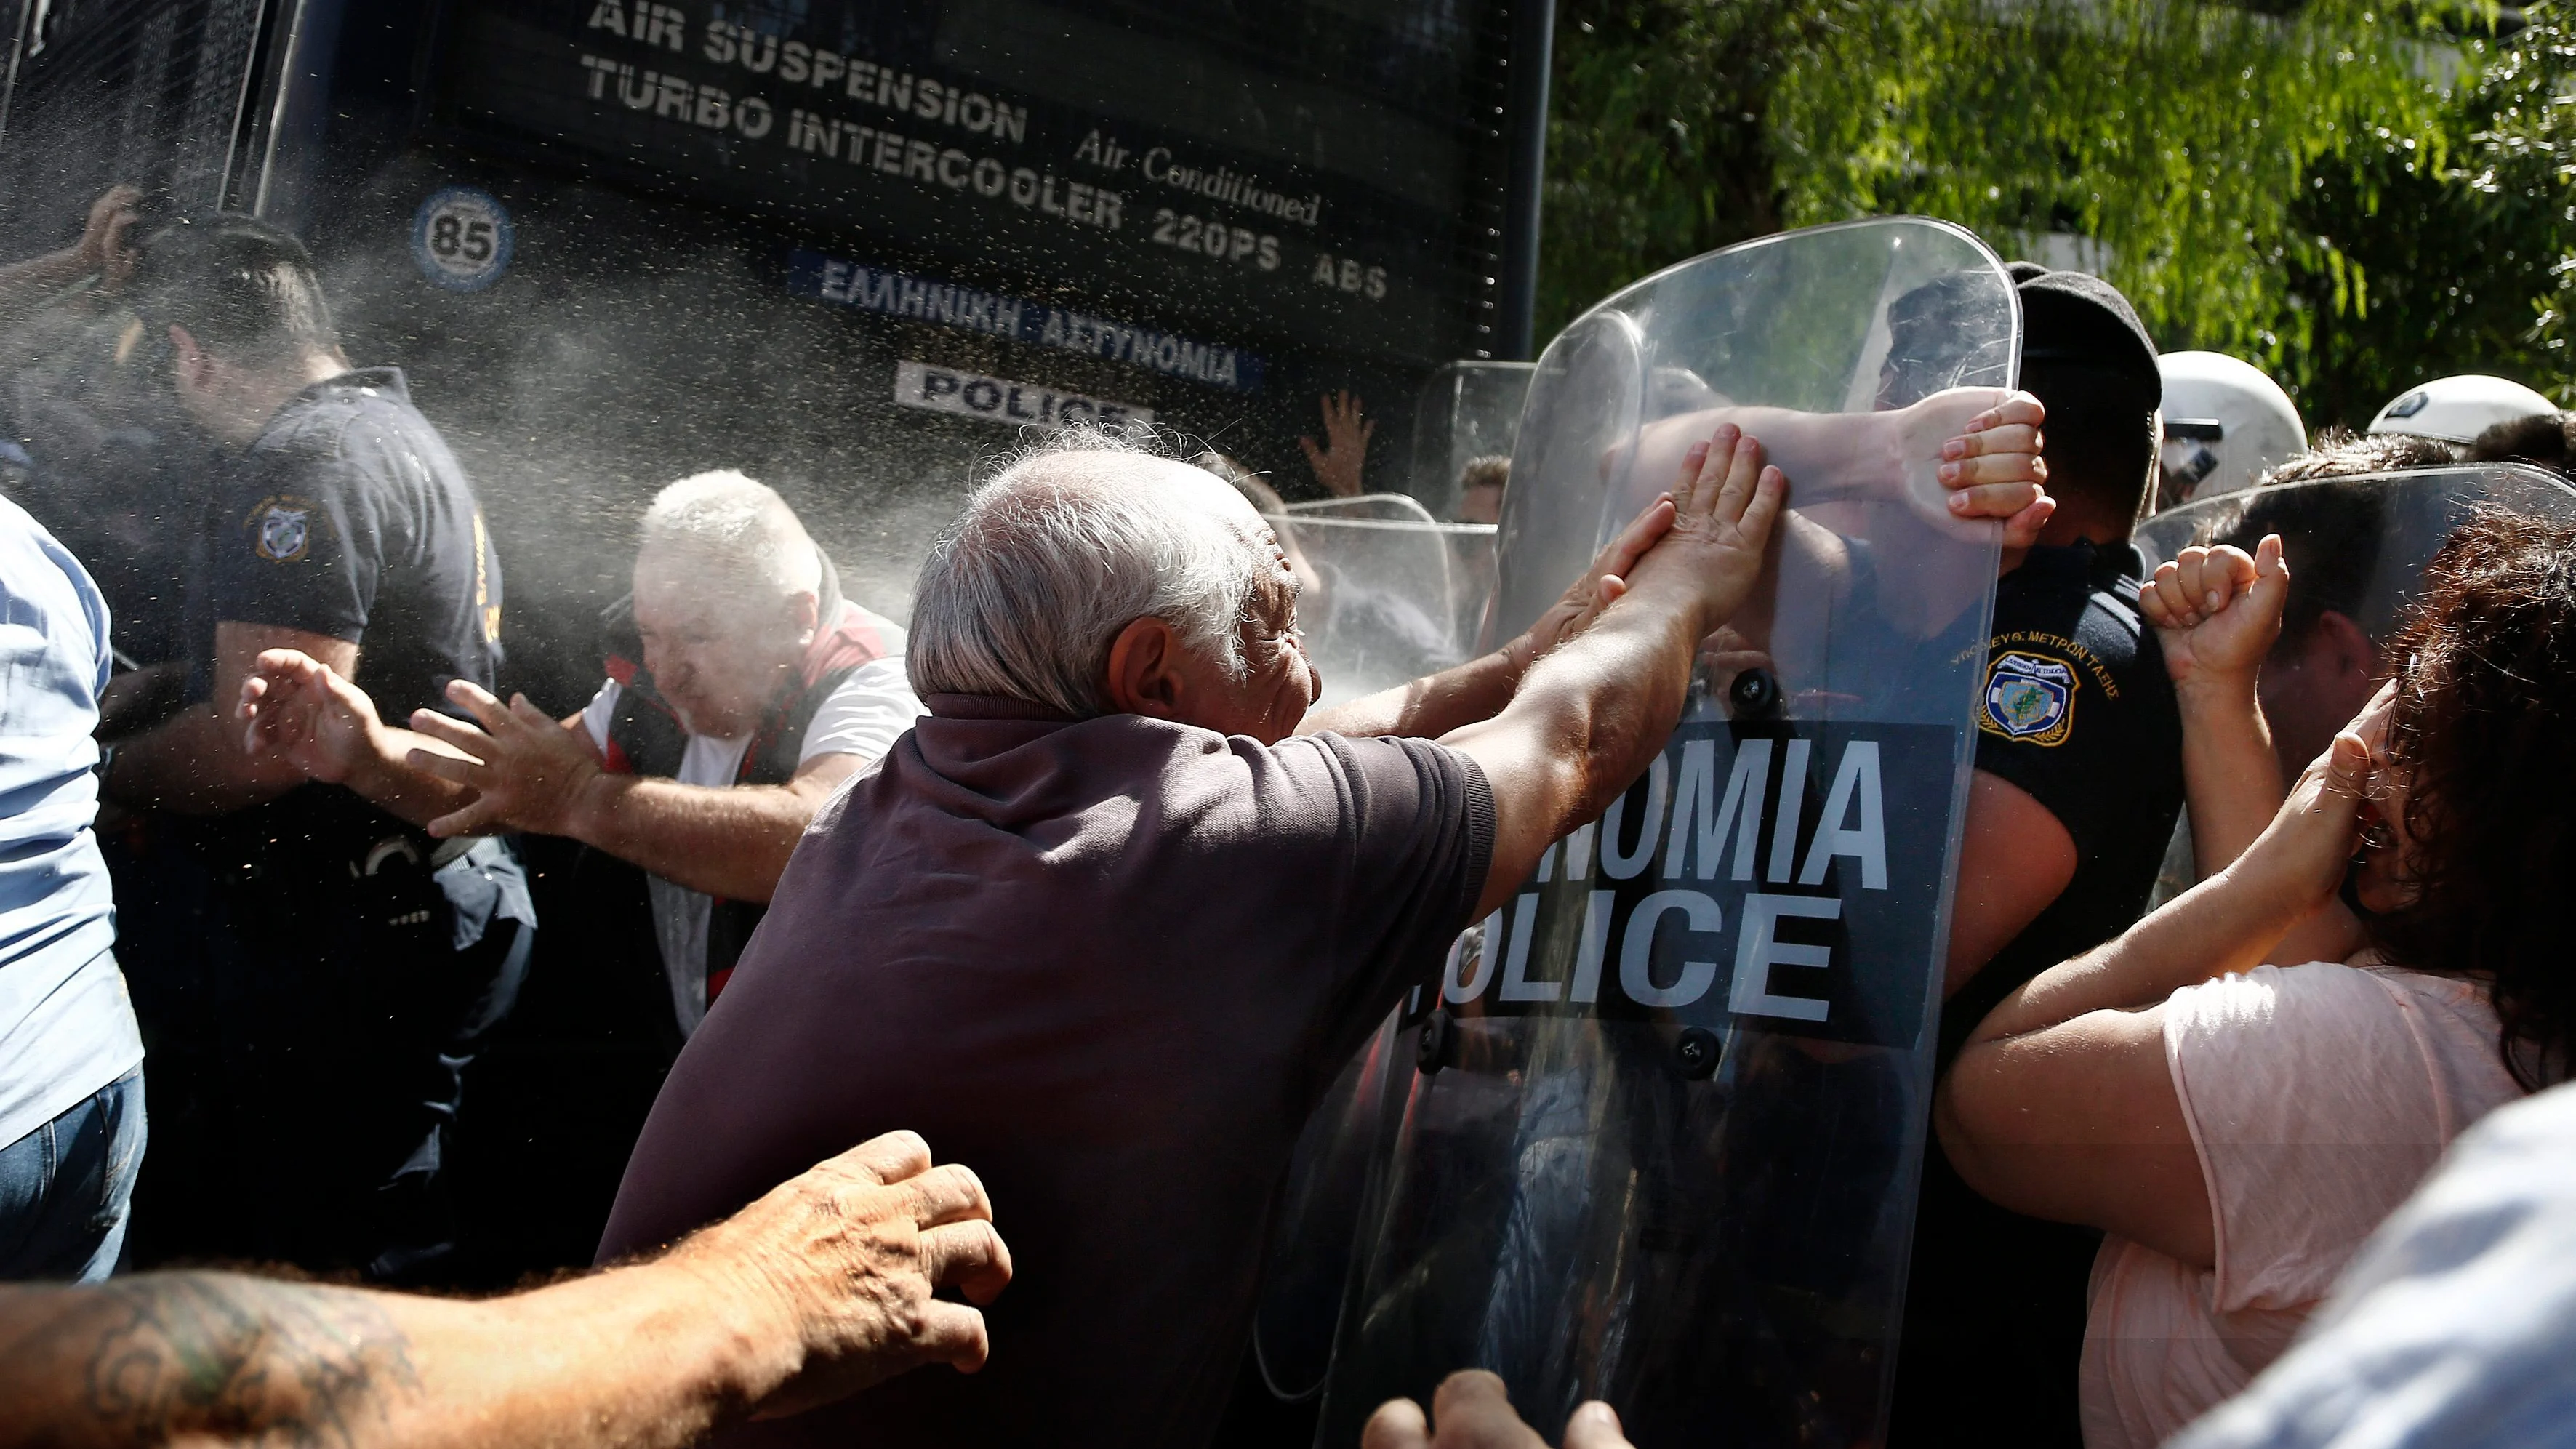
[2367,374,2556,446]
[2157,350,2306,499]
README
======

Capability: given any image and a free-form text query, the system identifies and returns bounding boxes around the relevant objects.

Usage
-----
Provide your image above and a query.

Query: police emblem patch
[1981,651,2077,746]
[249,496,314,563]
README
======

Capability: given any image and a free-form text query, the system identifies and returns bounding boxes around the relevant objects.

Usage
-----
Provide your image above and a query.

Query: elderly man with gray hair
[594,401,2048,1448]
[241,470,920,1036]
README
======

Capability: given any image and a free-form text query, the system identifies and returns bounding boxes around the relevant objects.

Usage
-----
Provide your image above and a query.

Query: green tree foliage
[1543,0,2565,426]
[2473,4,2576,400]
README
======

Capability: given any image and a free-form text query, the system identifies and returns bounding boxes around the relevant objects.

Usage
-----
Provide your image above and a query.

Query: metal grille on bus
[0,0,268,246]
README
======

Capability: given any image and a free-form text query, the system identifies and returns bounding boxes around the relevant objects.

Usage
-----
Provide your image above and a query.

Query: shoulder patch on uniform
[1981,650,2077,746]
[246,494,316,563]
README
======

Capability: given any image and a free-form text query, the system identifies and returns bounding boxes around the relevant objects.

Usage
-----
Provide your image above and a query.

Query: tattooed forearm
[0,1273,423,1448]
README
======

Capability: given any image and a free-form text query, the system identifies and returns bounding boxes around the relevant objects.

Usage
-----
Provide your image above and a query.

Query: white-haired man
[243,472,921,1035]
[593,397,2047,1448]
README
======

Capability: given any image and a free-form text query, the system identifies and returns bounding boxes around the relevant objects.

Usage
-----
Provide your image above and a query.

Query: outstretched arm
[403,682,863,903]
[111,625,362,814]
[1309,394,2049,746]
[1444,425,1783,916]
[0,1131,1009,1449]
[1634,389,2055,545]
[1299,500,1668,741]
[1936,692,2388,1267]
[238,649,481,830]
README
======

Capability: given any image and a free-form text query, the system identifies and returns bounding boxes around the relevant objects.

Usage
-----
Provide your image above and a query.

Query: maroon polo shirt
[597,691,1493,1448]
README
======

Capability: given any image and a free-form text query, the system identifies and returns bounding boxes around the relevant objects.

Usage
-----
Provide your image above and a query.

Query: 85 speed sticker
[412,187,513,292]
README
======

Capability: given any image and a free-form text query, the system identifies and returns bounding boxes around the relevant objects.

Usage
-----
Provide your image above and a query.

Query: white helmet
[2156,350,2306,499]
[2366,374,2557,446]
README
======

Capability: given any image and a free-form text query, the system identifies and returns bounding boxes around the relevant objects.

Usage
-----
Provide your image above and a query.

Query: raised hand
[1299,389,1376,498]
[1363,1370,1633,1449]
[77,184,143,286]
[2141,536,2287,690]
[668,1129,1011,1418]
[404,679,603,838]
[1620,422,1788,637]
[237,647,385,785]
[1504,493,1677,674]
[2247,679,2394,906]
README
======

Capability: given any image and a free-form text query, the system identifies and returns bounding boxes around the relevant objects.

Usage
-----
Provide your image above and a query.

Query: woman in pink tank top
[1936,514,2576,1448]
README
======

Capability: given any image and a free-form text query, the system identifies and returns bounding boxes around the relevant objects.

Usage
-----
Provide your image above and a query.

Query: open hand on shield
[1617,422,1787,636]
[404,679,606,839]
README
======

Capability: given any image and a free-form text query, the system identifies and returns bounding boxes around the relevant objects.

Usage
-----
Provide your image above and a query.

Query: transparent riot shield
[2134,465,2576,856]
[2138,463,2576,639]
[1412,360,1538,515]
[1254,1004,1417,1401]
[1315,218,2020,1448]
[1275,511,1493,704]
[1279,498,1503,659]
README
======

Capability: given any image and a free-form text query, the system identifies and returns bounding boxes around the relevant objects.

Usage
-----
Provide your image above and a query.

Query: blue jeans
[0,1068,146,1281]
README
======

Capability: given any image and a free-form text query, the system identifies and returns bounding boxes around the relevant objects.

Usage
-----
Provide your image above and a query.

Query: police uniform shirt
[1893,538,2185,1448]
[182,367,502,731]
[1953,539,2182,1049]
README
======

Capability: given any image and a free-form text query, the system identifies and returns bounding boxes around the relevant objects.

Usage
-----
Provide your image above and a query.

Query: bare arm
[1634,390,2057,546]
[99,663,188,742]
[108,625,361,814]
[0,186,137,320]
[402,682,862,902]
[552,761,861,901]
[1312,395,2046,745]
[2140,538,2368,968]
[238,649,481,830]
[1942,771,2081,998]
[0,1131,1008,1449]
[1444,428,1782,917]
[2142,539,2290,877]
[1936,702,2383,1266]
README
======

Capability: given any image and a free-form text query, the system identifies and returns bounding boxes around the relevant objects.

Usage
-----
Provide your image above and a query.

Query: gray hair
[636,470,822,597]
[909,427,1267,716]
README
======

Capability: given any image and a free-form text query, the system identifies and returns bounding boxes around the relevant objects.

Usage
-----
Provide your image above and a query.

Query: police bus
[0,0,1548,689]
[0,0,1550,1280]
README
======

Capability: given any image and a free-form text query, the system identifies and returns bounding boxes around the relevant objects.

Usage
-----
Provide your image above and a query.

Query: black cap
[2016,268,2160,402]
[2003,260,2052,284]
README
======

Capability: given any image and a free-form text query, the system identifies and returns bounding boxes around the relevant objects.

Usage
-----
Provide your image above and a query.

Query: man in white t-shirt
[238,472,924,1035]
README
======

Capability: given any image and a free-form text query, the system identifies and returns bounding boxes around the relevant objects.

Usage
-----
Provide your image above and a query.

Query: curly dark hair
[2372,511,2576,1087]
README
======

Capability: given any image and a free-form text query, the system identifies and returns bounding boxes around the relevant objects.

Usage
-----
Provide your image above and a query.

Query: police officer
[101,216,532,1283]
[1890,268,2186,1445]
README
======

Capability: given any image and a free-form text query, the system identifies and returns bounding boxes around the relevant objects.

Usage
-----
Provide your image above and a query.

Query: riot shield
[1275,512,1493,703]
[2138,463,2576,639]
[2135,465,2576,827]
[1288,495,1446,523]
[1315,218,2021,1448]
[1412,361,1538,515]
[1254,1005,1417,1401]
